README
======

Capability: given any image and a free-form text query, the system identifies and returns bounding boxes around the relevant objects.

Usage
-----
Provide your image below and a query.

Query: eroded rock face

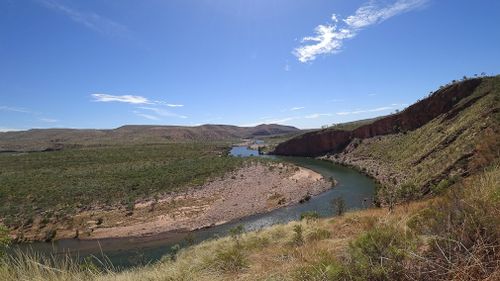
[273,78,483,157]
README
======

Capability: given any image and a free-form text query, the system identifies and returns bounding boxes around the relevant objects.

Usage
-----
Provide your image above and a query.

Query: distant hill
[0,124,300,152]
[274,76,500,199]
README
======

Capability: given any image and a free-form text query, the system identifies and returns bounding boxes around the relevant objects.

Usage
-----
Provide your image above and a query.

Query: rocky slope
[274,76,500,201]
[274,78,483,157]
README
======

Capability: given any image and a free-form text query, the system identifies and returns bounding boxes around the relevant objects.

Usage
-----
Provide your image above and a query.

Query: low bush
[300,211,320,222]
[306,228,331,242]
[408,166,500,280]
[290,224,305,246]
[293,250,344,281]
[346,225,417,281]
[211,243,247,272]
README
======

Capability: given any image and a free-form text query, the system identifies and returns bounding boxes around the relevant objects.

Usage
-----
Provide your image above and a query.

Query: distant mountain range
[0,124,300,152]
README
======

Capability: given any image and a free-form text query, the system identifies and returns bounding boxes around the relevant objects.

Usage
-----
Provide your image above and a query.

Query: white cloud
[92,94,152,104]
[37,0,128,37]
[39,118,58,123]
[294,25,353,63]
[0,127,24,132]
[0,106,31,114]
[290,106,305,111]
[133,111,160,121]
[305,113,333,119]
[284,64,291,72]
[92,94,185,109]
[344,0,428,29]
[269,117,297,124]
[336,105,400,115]
[91,94,186,121]
[154,100,184,107]
[328,99,345,103]
[138,107,187,119]
[294,0,429,63]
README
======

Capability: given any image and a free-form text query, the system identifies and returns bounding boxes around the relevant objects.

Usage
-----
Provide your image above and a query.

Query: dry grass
[1,166,498,281]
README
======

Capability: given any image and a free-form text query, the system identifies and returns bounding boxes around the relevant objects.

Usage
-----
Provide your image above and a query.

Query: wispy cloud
[0,127,25,132]
[91,94,184,108]
[0,106,32,114]
[39,118,58,123]
[294,0,429,62]
[137,107,187,119]
[305,113,333,119]
[37,0,129,37]
[133,111,160,121]
[2,105,58,124]
[92,94,152,104]
[328,99,345,103]
[336,105,405,116]
[154,101,184,107]
[91,93,186,121]
[290,106,305,111]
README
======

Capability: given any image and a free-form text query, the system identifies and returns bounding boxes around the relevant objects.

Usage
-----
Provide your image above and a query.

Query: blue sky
[1,0,499,131]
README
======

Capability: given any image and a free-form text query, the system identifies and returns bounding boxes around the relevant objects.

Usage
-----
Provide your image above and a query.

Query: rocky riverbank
[13,162,331,241]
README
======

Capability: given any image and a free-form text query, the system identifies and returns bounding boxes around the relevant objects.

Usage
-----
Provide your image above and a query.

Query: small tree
[229,225,244,239]
[229,225,245,248]
[292,224,304,246]
[331,197,346,216]
[184,233,196,246]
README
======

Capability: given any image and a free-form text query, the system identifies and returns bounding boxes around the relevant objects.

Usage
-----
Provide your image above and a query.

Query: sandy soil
[40,162,331,240]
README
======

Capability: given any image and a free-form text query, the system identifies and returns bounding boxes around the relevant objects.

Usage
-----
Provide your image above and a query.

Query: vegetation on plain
[0,143,253,230]
[1,165,497,280]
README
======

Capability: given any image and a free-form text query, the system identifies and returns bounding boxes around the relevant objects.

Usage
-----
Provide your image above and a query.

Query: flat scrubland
[1,164,498,280]
[0,143,249,239]
[74,162,329,240]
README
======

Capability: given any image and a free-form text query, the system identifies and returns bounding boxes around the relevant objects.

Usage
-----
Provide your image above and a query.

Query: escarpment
[273,78,483,157]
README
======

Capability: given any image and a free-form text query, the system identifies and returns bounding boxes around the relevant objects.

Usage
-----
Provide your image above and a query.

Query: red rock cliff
[273,78,483,157]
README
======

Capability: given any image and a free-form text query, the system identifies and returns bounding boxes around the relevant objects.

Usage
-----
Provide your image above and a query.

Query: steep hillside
[0,124,299,152]
[274,78,485,157]
[274,76,500,201]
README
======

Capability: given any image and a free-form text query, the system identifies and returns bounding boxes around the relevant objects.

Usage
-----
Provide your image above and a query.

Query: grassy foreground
[0,143,248,230]
[1,165,498,280]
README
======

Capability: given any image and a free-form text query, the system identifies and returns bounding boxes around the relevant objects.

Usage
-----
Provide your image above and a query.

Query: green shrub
[330,197,346,216]
[290,225,304,246]
[431,178,451,194]
[346,225,416,281]
[306,228,331,242]
[300,211,320,222]
[408,167,500,280]
[211,243,247,272]
[229,225,244,239]
[397,182,419,202]
[292,250,344,281]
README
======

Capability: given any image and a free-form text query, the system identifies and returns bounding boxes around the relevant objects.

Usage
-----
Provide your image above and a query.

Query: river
[12,145,375,269]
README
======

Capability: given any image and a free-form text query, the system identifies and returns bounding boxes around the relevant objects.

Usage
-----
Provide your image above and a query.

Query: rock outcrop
[273,78,483,157]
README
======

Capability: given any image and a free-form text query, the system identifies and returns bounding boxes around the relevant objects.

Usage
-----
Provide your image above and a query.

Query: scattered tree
[331,197,346,216]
